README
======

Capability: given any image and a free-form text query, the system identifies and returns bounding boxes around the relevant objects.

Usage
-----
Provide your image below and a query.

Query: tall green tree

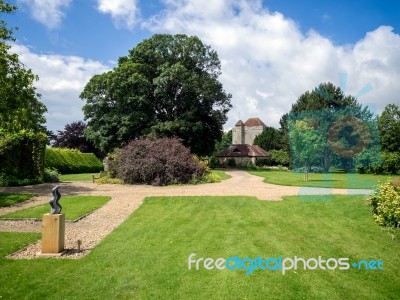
[253,126,284,151]
[81,34,232,155]
[0,1,47,185]
[288,119,324,181]
[378,103,400,152]
[281,82,376,172]
[0,0,47,133]
[214,129,232,153]
[52,121,102,157]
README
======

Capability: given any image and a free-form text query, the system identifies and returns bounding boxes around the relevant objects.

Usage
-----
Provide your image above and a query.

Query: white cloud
[18,0,72,29]
[96,0,139,29]
[145,0,400,129]
[11,44,110,131]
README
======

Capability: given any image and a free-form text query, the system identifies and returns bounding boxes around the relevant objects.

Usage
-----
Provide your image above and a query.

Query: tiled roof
[244,118,266,127]
[216,144,268,158]
[235,120,244,126]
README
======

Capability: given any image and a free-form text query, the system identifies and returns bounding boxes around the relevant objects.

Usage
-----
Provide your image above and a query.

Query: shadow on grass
[0,182,95,197]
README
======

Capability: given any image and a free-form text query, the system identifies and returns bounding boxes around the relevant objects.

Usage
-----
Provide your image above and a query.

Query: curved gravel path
[0,170,371,259]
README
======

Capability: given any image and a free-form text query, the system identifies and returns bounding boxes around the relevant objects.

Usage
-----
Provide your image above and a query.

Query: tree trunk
[304,162,308,182]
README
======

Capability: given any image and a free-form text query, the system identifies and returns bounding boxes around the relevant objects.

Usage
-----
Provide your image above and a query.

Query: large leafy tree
[0,0,47,133]
[281,82,376,172]
[378,103,400,152]
[52,121,102,157]
[253,126,284,151]
[214,130,232,153]
[289,119,324,181]
[80,34,232,155]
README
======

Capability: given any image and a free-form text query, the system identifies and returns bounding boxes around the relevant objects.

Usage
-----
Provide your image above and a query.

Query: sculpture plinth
[41,186,65,254]
[42,213,65,253]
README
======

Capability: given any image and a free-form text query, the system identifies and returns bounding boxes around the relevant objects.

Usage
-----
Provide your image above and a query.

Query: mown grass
[0,195,111,221]
[0,195,399,299]
[59,173,98,182]
[211,169,231,180]
[249,169,399,189]
[0,193,36,208]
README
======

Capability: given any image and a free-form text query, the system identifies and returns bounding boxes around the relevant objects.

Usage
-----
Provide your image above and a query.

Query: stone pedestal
[42,213,65,254]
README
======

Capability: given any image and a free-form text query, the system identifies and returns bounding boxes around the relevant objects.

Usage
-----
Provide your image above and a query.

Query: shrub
[0,131,47,186]
[189,172,221,184]
[227,158,236,168]
[357,152,400,175]
[269,149,290,166]
[256,150,290,167]
[368,180,400,228]
[116,137,206,186]
[94,172,123,184]
[45,148,103,174]
[208,155,219,169]
[43,168,59,183]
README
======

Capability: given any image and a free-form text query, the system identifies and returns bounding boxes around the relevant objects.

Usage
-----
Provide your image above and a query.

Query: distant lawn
[211,169,231,180]
[0,193,36,208]
[0,195,111,221]
[0,195,399,299]
[59,173,98,182]
[249,169,399,189]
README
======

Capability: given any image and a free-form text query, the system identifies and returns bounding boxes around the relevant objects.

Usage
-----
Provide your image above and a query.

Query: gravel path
[0,170,372,259]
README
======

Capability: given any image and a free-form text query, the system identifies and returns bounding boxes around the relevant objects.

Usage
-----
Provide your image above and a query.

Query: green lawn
[211,169,231,180]
[59,173,98,182]
[0,195,111,221]
[0,193,36,208]
[1,195,399,299]
[249,169,399,189]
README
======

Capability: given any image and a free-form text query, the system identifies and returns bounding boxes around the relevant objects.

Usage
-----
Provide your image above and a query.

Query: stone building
[217,117,268,166]
[232,118,266,145]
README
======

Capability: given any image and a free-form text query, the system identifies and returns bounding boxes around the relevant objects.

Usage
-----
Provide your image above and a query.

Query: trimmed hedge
[45,148,103,174]
[0,130,47,186]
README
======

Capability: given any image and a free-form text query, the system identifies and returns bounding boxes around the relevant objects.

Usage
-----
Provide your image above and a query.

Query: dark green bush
[0,130,47,186]
[116,137,206,186]
[208,155,219,169]
[45,148,103,174]
[227,158,236,168]
[357,152,400,175]
[256,149,290,167]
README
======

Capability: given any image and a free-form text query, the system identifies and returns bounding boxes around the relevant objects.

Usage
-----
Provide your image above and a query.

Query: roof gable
[244,118,266,127]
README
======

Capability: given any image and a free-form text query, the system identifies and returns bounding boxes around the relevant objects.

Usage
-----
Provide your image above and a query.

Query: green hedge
[45,148,103,174]
[0,131,47,186]
[357,152,400,175]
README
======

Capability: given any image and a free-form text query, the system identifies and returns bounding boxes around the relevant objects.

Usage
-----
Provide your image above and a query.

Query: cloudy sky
[3,0,400,132]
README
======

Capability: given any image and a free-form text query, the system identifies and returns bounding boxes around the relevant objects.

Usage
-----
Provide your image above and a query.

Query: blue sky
[3,0,400,132]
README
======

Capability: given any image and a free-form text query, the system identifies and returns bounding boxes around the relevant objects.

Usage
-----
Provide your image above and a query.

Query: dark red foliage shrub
[116,137,206,186]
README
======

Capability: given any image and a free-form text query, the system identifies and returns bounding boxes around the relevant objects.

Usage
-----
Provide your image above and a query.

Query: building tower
[233,120,245,144]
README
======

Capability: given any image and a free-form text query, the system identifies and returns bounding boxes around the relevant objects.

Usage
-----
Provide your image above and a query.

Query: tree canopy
[51,121,102,157]
[253,126,284,151]
[80,34,232,155]
[0,0,47,133]
[283,82,379,172]
[378,103,400,152]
